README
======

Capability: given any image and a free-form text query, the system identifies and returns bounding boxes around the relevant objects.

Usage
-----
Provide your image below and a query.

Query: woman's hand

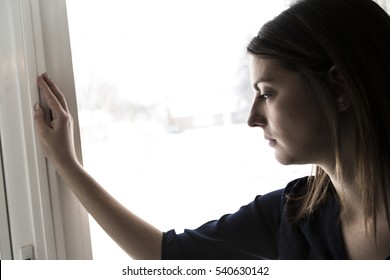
[34,73,78,169]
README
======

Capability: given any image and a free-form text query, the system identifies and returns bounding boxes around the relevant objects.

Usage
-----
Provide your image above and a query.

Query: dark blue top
[162,177,390,260]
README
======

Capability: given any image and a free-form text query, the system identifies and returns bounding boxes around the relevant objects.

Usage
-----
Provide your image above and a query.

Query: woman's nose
[247,101,267,128]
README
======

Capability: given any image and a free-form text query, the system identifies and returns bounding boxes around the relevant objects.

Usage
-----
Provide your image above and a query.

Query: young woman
[34,0,390,259]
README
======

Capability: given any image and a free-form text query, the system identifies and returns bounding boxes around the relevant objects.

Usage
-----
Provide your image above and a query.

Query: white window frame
[0,142,12,259]
[0,0,92,259]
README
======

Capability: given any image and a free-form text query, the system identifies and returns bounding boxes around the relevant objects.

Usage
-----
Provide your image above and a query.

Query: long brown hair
[247,0,390,229]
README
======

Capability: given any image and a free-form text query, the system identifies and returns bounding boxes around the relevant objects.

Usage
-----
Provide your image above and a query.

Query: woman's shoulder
[284,176,311,196]
[251,176,311,216]
[255,176,310,205]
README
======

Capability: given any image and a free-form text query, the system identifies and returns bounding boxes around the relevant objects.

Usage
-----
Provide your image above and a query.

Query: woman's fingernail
[34,103,41,111]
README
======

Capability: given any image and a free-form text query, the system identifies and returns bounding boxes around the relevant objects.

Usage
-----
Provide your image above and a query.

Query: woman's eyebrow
[253,78,274,91]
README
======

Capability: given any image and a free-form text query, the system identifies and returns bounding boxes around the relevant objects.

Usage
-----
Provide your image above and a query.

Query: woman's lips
[264,136,277,147]
[268,139,277,147]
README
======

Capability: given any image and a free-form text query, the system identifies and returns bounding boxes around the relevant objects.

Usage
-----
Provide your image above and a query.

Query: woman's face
[248,55,332,166]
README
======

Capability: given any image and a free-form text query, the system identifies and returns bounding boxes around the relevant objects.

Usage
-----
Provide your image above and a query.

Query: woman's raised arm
[34,73,163,259]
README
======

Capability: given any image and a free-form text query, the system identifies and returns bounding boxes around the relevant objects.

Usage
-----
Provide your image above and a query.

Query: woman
[34,0,390,259]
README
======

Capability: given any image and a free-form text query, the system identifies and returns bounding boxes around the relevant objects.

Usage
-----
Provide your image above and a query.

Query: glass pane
[66,0,311,259]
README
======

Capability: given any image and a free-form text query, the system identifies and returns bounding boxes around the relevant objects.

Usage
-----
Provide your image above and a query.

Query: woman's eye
[257,92,271,101]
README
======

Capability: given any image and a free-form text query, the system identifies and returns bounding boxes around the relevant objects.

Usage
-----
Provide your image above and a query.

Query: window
[0,0,91,259]
[66,0,311,259]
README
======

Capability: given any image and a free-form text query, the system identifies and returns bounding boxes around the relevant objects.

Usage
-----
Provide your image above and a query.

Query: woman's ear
[327,65,352,112]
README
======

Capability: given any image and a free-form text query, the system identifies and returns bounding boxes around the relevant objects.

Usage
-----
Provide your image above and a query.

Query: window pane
[66,0,311,259]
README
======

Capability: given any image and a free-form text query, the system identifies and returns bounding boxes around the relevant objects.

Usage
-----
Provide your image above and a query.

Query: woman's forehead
[249,56,290,84]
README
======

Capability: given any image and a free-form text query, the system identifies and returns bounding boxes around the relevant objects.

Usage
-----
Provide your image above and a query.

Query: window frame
[0,0,92,259]
[0,141,12,259]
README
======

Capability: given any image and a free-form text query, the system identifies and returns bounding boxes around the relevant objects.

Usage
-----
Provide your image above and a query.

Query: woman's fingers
[36,74,67,118]
[42,73,70,113]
